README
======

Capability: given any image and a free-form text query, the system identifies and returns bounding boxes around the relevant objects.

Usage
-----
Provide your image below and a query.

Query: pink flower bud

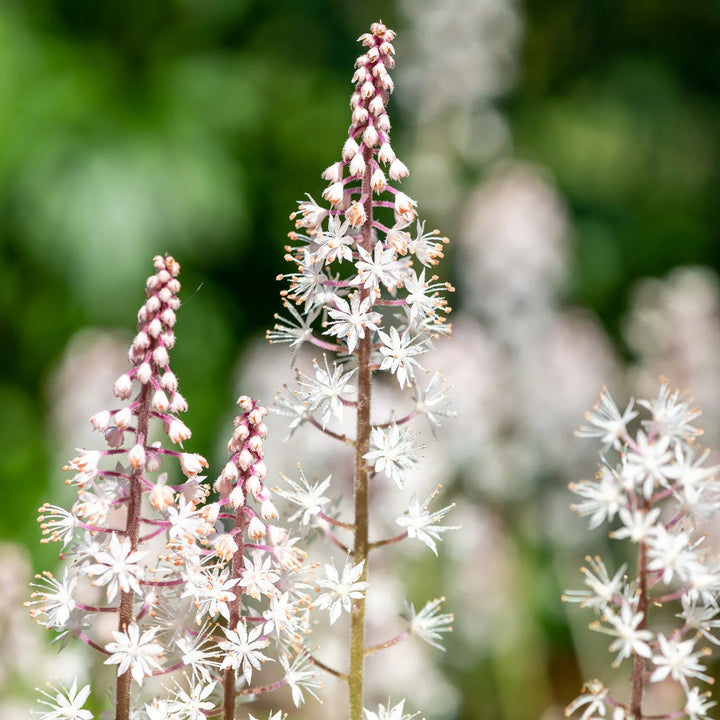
[214,534,238,561]
[247,435,264,455]
[237,448,254,471]
[105,427,124,448]
[169,392,188,413]
[128,443,146,470]
[369,95,384,116]
[167,419,191,444]
[146,296,161,314]
[180,452,208,477]
[115,407,133,429]
[349,153,366,177]
[322,161,344,183]
[113,374,133,399]
[152,390,169,412]
[363,125,378,148]
[260,499,278,520]
[151,480,175,510]
[346,201,367,228]
[342,138,360,162]
[247,516,266,540]
[147,318,162,338]
[389,158,409,181]
[136,362,152,384]
[229,485,245,509]
[378,142,396,164]
[161,371,177,392]
[90,410,111,432]
[153,345,169,368]
[252,460,268,480]
[322,182,344,206]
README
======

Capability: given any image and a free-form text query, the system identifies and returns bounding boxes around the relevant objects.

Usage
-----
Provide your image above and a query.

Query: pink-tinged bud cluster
[32,255,219,717]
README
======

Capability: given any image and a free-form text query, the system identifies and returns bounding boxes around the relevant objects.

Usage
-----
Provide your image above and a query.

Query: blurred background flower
[2,1,720,719]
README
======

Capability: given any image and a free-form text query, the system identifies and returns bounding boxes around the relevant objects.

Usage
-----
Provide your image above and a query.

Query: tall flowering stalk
[269,21,455,720]
[565,383,720,720]
[29,256,309,720]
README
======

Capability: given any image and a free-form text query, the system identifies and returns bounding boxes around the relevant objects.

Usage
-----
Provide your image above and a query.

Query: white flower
[576,389,637,450]
[35,679,93,720]
[594,600,653,666]
[182,565,238,623]
[395,491,456,555]
[276,470,332,526]
[685,686,716,720]
[27,569,77,630]
[377,327,426,389]
[176,624,221,683]
[413,371,455,428]
[610,506,661,543]
[647,524,699,585]
[218,621,272,684]
[299,356,357,429]
[352,241,404,291]
[325,294,382,353]
[638,383,702,442]
[650,633,711,689]
[563,556,627,614]
[565,679,609,720]
[84,533,146,603]
[104,622,164,686]
[281,652,323,707]
[315,558,369,624]
[364,699,418,720]
[406,597,453,650]
[623,431,673,498]
[168,679,216,720]
[569,464,627,529]
[364,424,420,489]
[238,552,280,600]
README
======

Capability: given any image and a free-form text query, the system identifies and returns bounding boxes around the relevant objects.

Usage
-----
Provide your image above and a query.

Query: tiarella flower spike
[270,21,456,720]
[565,383,720,720]
[31,255,218,720]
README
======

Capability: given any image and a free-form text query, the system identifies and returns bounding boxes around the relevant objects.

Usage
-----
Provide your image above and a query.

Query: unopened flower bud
[160,308,176,327]
[229,485,245,509]
[114,407,133,429]
[248,516,266,540]
[169,392,188,413]
[152,390,169,412]
[90,410,111,432]
[346,201,366,228]
[237,448,254,471]
[349,153,366,177]
[371,168,387,194]
[260,499,278,520]
[147,318,162,338]
[136,362,152,384]
[214,534,238,561]
[113,374,133,399]
[105,427,124,448]
[128,443,146,470]
[322,182,344,206]
[378,142,396,164]
[363,125,378,148]
[342,138,360,162]
[150,481,174,510]
[146,296,160,314]
[247,435,264,454]
[167,418,191,444]
[389,158,409,181]
[180,452,208,477]
[252,460,268,480]
[153,345,169,368]
[369,95,384,116]
[161,371,177,392]
[322,162,343,183]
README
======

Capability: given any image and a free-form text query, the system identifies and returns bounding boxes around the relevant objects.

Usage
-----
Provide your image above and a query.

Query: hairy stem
[115,382,151,720]
[349,148,374,720]
[631,535,649,719]
[224,505,249,720]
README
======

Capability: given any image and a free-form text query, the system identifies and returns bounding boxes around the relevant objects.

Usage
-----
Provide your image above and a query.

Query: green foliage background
[1,1,719,718]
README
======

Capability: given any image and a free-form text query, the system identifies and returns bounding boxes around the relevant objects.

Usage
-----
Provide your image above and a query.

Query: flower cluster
[269,21,455,720]
[565,383,720,720]
[29,257,308,720]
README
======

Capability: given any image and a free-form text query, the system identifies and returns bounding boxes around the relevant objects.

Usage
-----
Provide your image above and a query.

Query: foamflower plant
[565,383,720,720]
[269,20,456,720]
[29,257,311,720]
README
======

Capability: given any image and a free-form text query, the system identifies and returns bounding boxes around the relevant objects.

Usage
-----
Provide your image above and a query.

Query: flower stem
[631,535,649,720]
[115,382,151,720]
[349,149,374,720]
